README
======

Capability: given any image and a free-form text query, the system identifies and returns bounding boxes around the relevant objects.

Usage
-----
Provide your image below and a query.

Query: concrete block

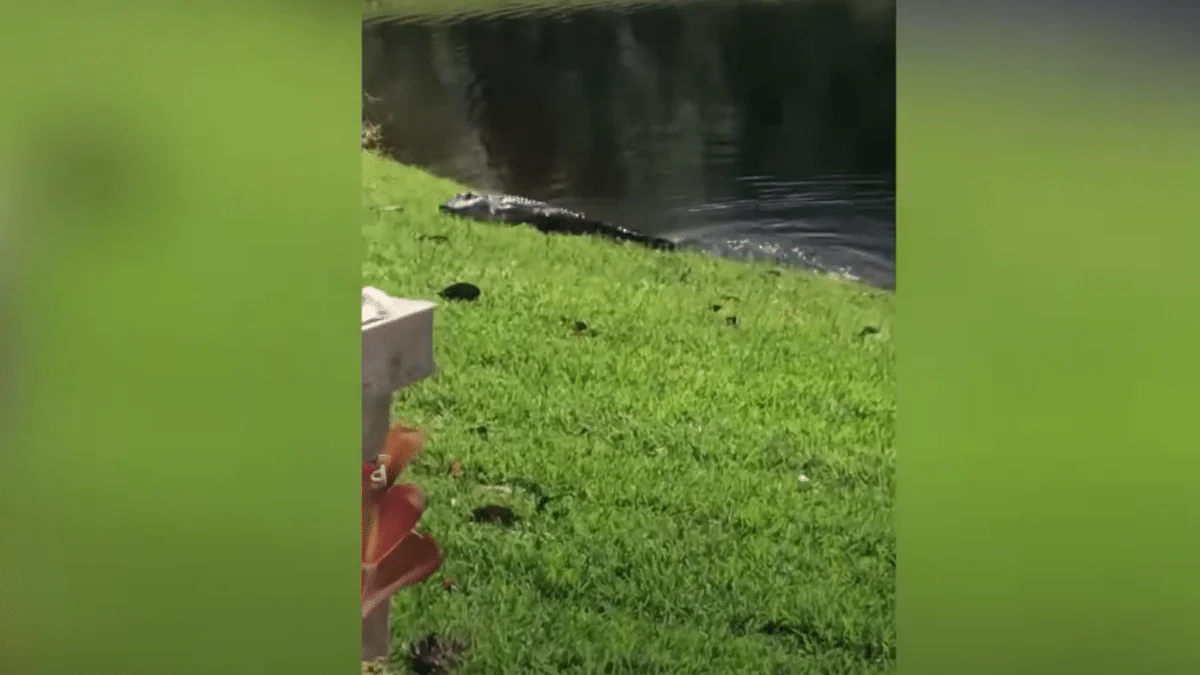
[362,286,436,398]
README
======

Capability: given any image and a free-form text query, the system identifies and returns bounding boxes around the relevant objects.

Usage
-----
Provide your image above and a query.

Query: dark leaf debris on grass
[408,633,468,675]
[438,282,480,302]
[471,504,518,527]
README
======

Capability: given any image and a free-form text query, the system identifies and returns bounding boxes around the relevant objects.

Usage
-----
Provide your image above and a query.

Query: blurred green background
[899,31,1200,675]
[1,2,1198,675]
[1,2,361,675]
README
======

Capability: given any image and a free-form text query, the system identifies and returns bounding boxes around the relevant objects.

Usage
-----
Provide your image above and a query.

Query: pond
[363,0,895,289]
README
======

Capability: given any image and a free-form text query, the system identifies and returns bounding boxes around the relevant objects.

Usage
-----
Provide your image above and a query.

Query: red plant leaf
[358,423,440,618]
[363,483,425,565]
[361,423,422,557]
[360,532,441,618]
[378,425,424,482]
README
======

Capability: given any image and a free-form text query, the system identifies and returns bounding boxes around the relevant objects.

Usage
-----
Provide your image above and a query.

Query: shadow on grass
[728,615,894,664]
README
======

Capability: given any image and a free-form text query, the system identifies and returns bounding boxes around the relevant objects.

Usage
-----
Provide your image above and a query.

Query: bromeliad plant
[361,423,441,618]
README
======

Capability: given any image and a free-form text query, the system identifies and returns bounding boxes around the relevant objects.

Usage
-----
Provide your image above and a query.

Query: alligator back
[439,191,676,252]
[439,191,586,224]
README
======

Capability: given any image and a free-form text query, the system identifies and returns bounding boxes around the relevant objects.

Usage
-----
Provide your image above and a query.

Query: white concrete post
[361,287,436,663]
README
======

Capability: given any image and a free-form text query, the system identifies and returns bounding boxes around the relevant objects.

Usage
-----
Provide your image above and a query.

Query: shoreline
[362,141,894,290]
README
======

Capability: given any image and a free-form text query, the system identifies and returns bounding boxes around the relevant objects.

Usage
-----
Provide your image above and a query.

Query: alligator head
[439,191,492,218]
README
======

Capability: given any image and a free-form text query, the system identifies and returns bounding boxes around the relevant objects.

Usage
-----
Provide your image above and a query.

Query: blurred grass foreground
[362,150,895,673]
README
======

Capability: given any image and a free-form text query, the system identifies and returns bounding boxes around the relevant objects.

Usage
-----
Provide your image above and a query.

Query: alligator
[439,191,676,251]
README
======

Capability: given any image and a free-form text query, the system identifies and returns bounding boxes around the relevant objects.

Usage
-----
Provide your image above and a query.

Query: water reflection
[364,0,895,288]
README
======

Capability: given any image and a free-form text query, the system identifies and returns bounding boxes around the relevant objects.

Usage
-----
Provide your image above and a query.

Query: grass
[362,150,895,674]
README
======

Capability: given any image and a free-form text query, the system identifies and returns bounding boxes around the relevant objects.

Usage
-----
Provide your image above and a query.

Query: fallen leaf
[471,504,518,527]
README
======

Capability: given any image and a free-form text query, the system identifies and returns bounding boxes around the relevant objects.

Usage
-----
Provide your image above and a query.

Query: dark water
[363,0,896,289]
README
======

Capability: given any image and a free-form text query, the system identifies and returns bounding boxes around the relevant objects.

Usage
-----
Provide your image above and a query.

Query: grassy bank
[362,151,895,674]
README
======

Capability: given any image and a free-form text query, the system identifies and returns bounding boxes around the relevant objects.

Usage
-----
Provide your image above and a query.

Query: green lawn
[363,151,895,674]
